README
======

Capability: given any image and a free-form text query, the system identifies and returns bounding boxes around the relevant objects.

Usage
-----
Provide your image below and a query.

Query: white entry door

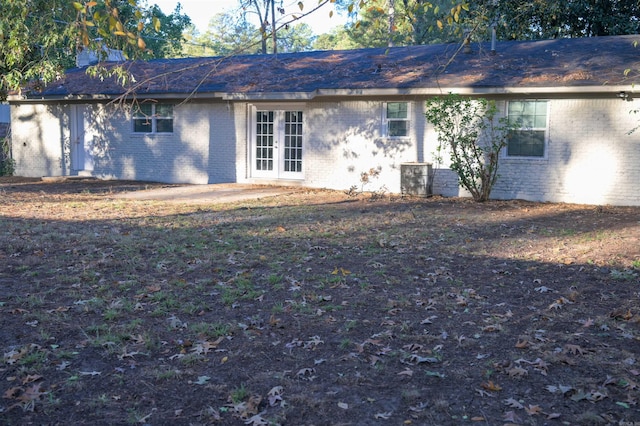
[70,105,94,173]
[252,109,303,179]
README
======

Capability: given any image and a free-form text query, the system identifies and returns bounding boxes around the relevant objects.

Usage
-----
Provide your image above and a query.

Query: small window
[133,103,174,133]
[506,100,547,157]
[384,102,410,137]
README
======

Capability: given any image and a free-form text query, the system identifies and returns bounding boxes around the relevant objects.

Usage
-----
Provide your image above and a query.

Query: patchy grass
[1,178,640,425]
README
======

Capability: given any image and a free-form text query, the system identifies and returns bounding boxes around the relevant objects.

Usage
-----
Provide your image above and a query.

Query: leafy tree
[425,94,515,202]
[336,0,473,48]
[335,0,639,49]
[484,0,640,40]
[140,4,191,58]
[239,0,277,54]
[0,0,188,98]
[270,23,315,52]
[313,27,359,50]
[191,13,262,56]
[181,11,313,57]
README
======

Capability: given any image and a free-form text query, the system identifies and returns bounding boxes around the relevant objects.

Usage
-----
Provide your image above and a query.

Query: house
[8,35,640,205]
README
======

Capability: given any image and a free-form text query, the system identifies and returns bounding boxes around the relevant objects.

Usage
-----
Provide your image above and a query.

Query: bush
[0,136,15,176]
[425,94,514,202]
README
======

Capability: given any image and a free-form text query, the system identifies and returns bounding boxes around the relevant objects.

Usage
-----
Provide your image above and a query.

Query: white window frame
[132,103,174,134]
[382,102,411,138]
[505,100,549,158]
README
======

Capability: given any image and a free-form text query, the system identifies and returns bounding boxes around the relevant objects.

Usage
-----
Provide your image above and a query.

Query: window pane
[508,130,545,157]
[389,120,408,137]
[507,101,547,156]
[134,119,151,133]
[156,119,173,133]
[387,102,408,119]
[134,104,153,118]
[534,114,546,128]
[156,104,173,118]
[508,102,523,115]
[520,115,534,128]
[522,102,536,115]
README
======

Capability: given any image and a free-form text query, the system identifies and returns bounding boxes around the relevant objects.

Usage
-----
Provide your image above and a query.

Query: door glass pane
[256,111,274,171]
[283,111,303,173]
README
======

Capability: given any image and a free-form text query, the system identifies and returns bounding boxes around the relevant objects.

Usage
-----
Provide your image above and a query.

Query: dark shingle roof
[24,35,640,99]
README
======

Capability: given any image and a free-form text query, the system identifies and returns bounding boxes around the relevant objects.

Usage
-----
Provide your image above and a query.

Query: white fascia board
[220,92,316,101]
[8,85,636,104]
[311,85,637,97]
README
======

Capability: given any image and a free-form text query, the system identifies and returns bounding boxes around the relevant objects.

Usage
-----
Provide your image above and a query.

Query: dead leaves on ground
[3,379,48,412]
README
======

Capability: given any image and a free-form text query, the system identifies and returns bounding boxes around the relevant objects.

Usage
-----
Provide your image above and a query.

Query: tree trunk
[271,0,277,54]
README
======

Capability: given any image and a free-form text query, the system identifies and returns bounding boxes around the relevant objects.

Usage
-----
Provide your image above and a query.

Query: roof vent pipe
[490,24,497,55]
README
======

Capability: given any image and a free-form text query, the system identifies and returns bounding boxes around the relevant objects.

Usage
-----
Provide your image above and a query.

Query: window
[384,102,410,137]
[506,100,548,157]
[133,103,174,133]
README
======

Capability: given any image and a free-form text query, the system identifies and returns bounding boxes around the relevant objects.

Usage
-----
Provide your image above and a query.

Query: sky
[151,0,348,35]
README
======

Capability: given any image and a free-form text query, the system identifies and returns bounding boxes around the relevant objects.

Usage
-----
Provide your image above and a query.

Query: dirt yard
[1,177,639,425]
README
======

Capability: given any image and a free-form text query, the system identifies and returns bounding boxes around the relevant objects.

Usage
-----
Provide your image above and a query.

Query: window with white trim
[133,103,174,133]
[383,102,410,137]
[506,100,548,157]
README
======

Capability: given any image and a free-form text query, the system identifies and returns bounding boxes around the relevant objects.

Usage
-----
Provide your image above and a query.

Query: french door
[252,108,303,179]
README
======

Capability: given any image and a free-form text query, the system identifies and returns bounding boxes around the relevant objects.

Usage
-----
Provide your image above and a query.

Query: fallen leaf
[18,383,47,403]
[3,386,22,399]
[193,376,210,385]
[296,367,315,380]
[46,306,70,314]
[580,318,594,328]
[507,366,528,378]
[481,380,502,392]
[397,368,413,377]
[525,404,543,415]
[244,414,268,425]
[22,375,42,384]
[503,397,524,409]
[564,344,589,356]
[191,337,224,355]
[503,411,521,423]
[546,384,574,395]
[405,354,439,364]
[4,347,28,365]
[267,386,283,407]
[475,388,495,398]
[610,308,634,321]
[374,411,392,419]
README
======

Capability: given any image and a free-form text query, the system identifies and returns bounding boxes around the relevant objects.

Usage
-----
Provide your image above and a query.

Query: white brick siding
[301,100,419,192]
[10,96,640,206]
[490,98,640,205]
[11,104,69,177]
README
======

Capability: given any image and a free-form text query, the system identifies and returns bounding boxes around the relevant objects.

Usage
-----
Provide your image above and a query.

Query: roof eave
[8,84,636,104]
[312,85,637,97]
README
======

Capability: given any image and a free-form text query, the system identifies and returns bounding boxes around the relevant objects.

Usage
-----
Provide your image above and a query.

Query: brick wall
[10,96,640,205]
[302,100,417,193]
[490,98,640,205]
[11,104,69,177]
